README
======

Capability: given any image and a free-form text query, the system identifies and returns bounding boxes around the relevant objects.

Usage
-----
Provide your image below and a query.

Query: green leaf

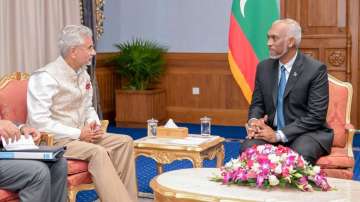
[111,38,167,90]
[247,179,256,185]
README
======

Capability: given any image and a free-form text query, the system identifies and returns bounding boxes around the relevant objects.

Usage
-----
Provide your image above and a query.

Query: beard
[86,56,94,66]
[269,44,289,59]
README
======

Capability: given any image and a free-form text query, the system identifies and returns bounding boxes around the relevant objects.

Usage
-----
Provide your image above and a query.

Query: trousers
[0,158,68,202]
[55,133,138,202]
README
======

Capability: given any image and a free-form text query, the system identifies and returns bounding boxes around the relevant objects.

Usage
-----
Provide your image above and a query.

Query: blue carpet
[135,140,240,193]
[353,133,360,181]
[76,123,360,202]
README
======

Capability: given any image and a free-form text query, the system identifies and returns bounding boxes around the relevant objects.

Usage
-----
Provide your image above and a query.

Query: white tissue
[164,118,178,128]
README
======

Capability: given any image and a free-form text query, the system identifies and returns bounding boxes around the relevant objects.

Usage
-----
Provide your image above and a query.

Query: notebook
[1,135,38,151]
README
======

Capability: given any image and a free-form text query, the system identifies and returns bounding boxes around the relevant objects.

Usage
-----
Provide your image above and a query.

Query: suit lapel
[271,60,279,107]
[283,53,304,99]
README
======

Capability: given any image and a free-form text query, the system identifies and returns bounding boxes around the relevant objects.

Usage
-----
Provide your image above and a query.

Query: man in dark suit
[241,18,333,165]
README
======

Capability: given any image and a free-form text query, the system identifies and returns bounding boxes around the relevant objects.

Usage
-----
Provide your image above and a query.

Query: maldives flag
[228,0,279,103]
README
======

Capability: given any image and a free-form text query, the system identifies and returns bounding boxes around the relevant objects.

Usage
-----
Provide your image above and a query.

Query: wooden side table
[134,135,225,174]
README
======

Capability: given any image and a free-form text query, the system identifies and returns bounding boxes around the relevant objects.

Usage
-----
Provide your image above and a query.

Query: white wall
[96,0,233,53]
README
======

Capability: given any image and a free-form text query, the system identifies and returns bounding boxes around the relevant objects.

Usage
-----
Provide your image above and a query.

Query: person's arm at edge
[248,64,265,120]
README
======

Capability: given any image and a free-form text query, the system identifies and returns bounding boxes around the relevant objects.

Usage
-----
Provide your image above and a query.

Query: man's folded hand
[80,124,94,143]
[246,115,268,139]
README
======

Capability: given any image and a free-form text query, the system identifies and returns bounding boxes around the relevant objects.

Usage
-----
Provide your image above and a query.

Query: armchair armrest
[100,120,109,132]
[37,132,54,146]
[345,124,356,157]
[35,121,108,146]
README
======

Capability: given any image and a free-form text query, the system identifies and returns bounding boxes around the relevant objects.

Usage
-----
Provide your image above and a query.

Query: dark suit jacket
[248,52,334,154]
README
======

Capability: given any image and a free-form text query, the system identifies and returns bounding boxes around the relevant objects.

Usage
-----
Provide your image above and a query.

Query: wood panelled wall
[96,0,360,127]
[95,53,121,119]
[162,53,248,125]
[96,53,249,125]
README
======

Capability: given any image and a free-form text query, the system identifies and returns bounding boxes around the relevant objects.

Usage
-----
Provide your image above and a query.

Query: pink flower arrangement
[213,144,331,192]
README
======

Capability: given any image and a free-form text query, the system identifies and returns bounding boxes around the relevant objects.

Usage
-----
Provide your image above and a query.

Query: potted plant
[112,39,168,127]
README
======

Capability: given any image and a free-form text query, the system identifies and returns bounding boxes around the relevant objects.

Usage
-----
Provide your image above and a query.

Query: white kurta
[27,56,99,140]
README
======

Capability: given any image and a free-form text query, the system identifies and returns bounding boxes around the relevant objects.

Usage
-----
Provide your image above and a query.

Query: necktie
[277,66,286,130]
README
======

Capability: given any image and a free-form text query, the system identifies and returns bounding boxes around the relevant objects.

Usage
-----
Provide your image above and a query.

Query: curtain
[81,0,104,119]
[0,0,81,76]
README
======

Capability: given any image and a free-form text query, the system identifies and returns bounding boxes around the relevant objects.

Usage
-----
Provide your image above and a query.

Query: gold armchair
[0,72,32,202]
[316,74,356,179]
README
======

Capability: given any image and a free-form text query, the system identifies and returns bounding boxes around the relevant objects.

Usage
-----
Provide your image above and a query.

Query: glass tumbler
[147,118,158,137]
[200,116,211,136]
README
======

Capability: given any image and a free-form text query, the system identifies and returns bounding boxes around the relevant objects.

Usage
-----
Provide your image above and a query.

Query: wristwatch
[18,124,26,135]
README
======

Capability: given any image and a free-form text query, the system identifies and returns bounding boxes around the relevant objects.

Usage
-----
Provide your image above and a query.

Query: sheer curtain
[0,0,81,76]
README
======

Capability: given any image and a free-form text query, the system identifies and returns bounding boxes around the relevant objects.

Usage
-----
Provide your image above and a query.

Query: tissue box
[157,126,188,138]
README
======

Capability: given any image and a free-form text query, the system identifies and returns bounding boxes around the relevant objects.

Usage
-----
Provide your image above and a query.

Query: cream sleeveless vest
[34,57,93,129]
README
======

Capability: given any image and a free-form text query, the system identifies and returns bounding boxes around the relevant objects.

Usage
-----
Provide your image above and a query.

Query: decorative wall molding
[301,48,319,59]
[327,50,346,67]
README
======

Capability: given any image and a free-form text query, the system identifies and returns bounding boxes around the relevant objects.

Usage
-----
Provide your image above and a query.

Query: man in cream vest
[27,25,137,202]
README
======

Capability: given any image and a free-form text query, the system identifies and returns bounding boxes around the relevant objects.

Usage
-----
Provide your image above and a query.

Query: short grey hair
[58,25,93,57]
[273,18,302,48]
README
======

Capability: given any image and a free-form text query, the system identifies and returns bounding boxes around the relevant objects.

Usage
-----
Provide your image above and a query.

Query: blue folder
[0,146,65,161]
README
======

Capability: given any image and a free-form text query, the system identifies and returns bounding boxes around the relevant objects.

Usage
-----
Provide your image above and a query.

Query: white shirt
[278,51,298,84]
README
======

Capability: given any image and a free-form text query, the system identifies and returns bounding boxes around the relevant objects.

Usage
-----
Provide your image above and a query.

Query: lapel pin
[293,72,298,77]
